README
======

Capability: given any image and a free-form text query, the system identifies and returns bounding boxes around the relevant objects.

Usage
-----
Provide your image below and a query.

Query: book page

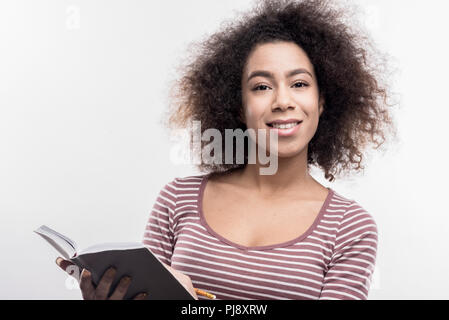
[34,225,78,259]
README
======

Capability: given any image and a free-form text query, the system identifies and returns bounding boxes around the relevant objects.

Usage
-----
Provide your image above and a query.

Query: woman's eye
[253,85,270,91]
[252,82,308,91]
[293,82,308,88]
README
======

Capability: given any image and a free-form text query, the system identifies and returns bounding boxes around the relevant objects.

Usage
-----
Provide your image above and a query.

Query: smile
[266,121,302,137]
[268,122,300,129]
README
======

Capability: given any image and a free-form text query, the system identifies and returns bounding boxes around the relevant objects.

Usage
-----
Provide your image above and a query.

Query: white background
[0,0,448,299]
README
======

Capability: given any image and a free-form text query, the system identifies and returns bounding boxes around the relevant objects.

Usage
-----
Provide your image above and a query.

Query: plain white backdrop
[0,0,448,299]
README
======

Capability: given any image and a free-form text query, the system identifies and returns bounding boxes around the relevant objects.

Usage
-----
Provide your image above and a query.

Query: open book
[34,225,195,300]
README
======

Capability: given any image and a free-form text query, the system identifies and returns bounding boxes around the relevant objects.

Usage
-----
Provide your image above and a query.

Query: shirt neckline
[197,173,335,251]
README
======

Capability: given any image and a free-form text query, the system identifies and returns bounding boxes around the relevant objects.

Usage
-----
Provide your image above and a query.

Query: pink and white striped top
[142,174,378,300]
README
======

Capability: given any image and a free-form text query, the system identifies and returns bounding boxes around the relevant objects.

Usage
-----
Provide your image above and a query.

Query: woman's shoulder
[328,189,379,240]
[170,173,209,186]
[153,174,208,210]
[158,174,209,195]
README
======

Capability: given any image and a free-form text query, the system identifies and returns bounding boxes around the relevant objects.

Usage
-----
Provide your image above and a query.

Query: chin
[272,147,305,159]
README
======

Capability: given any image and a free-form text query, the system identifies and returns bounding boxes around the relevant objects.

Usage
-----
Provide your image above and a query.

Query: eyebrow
[246,68,313,83]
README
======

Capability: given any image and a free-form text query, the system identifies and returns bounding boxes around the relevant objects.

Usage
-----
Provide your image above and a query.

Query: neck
[240,145,313,197]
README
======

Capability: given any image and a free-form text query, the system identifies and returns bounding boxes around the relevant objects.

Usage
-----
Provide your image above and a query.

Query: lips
[266,119,303,127]
[271,122,299,129]
[265,118,302,137]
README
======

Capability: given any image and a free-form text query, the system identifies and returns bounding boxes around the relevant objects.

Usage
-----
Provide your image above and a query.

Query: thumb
[55,256,75,272]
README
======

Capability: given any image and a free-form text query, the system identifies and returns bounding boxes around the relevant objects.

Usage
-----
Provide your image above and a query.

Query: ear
[318,94,325,116]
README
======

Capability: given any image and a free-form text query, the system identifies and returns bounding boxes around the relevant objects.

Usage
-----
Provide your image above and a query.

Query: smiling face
[241,41,325,158]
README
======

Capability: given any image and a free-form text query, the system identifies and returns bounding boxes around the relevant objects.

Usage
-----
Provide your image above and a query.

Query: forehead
[244,41,315,75]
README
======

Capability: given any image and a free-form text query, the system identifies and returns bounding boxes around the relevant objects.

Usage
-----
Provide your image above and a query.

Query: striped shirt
[142,174,378,300]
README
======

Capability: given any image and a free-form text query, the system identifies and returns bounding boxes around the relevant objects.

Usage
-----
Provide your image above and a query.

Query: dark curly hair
[163,0,397,182]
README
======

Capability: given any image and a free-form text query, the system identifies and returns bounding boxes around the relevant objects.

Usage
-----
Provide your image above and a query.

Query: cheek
[245,105,252,119]
[304,111,321,141]
[299,100,321,136]
[304,106,320,129]
[298,92,320,114]
[244,104,265,126]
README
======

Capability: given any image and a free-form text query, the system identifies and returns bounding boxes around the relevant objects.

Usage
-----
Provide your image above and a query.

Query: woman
[57,0,395,300]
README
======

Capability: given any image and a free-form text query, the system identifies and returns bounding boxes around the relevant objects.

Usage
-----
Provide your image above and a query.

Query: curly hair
[163,0,397,182]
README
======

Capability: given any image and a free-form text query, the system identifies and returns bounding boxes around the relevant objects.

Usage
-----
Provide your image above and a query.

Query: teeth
[271,122,299,129]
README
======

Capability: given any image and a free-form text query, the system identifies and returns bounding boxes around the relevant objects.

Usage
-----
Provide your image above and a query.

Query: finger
[133,292,148,300]
[55,257,75,272]
[56,257,80,280]
[79,269,96,300]
[94,267,116,300]
[108,276,132,300]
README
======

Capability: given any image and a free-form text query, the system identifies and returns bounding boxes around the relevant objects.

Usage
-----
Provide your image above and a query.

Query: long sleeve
[142,180,177,266]
[319,201,378,300]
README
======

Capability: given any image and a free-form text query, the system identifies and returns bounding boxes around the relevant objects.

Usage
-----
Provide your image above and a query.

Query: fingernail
[82,269,91,277]
[55,257,62,266]
[123,276,131,283]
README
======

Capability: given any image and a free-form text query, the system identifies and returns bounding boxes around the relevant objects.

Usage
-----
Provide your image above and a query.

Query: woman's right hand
[55,257,147,300]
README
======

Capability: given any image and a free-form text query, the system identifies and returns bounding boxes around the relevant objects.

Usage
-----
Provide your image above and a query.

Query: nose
[271,85,295,112]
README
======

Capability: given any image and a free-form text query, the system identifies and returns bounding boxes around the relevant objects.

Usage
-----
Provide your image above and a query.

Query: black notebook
[34,225,195,300]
